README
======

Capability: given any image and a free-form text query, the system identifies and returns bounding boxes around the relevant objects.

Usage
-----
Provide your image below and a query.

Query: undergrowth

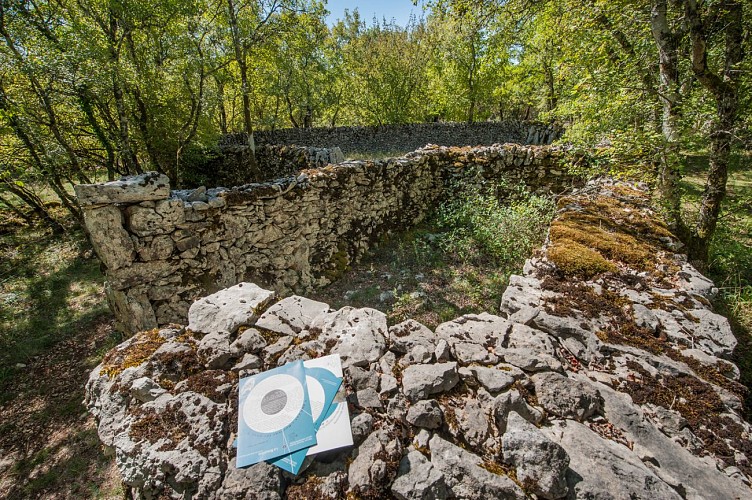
[0,222,111,385]
[436,183,556,269]
[311,182,556,328]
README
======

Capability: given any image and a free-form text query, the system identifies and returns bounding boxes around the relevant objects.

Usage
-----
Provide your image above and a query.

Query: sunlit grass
[680,151,752,414]
[0,222,109,383]
[310,184,556,328]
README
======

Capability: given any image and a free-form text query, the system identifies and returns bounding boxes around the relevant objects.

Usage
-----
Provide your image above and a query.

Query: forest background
[0,0,749,254]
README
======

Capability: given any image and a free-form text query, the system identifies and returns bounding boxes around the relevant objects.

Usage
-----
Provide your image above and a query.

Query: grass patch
[310,184,555,328]
[0,223,109,384]
[680,152,752,415]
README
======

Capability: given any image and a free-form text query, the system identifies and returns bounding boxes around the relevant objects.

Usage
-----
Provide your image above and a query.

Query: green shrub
[435,183,556,268]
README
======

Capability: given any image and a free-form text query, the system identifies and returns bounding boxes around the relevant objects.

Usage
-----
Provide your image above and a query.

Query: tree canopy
[0,0,749,260]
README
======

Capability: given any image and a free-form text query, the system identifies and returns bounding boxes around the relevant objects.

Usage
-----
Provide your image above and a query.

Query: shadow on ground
[0,222,123,498]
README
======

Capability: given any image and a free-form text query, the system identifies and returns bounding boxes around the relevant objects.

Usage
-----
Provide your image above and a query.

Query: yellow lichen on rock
[100,328,166,379]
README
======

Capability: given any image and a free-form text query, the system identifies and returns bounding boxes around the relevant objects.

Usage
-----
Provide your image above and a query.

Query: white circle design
[306,375,326,421]
[243,374,305,433]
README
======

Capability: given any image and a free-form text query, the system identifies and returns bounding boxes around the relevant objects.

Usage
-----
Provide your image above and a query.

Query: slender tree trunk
[0,191,34,224]
[78,88,117,181]
[132,86,164,172]
[688,101,733,261]
[285,95,300,128]
[112,75,140,174]
[216,77,229,135]
[226,0,259,169]
[650,0,685,233]
[1,180,64,232]
[0,7,90,186]
[683,0,743,262]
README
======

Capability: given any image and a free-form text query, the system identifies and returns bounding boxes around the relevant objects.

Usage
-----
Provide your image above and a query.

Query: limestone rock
[256,295,330,336]
[114,391,228,498]
[348,428,402,495]
[402,362,459,401]
[406,400,443,429]
[129,377,166,403]
[389,319,437,354]
[468,366,516,393]
[351,413,374,444]
[347,365,380,391]
[352,388,383,410]
[126,199,185,236]
[197,331,233,369]
[503,323,562,372]
[75,172,170,206]
[429,434,526,499]
[188,283,275,335]
[84,206,134,270]
[532,372,603,421]
[229,328,267,356]
[435,313,510,365]
[503,411,569,499]
[455,398,491,448]
[542,420,682,500]
[218,459,285,500]
[677,262,717,298]
[391,450,447,500]
[494,390,544,433]
[82,205,135,271]
[311,307,388,367]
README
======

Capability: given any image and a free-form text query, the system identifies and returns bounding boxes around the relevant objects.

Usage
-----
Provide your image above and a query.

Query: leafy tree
[341,14,430,125]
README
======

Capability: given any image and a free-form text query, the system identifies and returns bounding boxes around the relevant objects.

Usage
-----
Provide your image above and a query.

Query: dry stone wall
[84,180,752,499]
[76,144,580,334]
[187,144,345,188]
[222,120,562,154]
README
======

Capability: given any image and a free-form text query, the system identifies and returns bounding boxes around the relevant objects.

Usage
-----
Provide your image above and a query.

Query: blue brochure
[236,360,317,468]
[269,362,343,474]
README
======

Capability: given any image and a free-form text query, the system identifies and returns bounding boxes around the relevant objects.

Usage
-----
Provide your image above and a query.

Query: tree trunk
[226,0,259,171]
[687,99,733,261]
[650,0,685,233]
[0,191,34,224]
[132,86,164,173]
[216,77,229,135]
[78,88,117,181]
[113,75,141,174]
[1,180,64,232]
[683,0,743,262]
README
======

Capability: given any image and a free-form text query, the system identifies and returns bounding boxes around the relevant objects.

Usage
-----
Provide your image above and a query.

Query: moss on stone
[547,190,678,280]
[100,328,166,379]
[547,239,617,279]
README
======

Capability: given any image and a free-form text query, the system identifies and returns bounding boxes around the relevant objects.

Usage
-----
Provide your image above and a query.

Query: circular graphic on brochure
[243,374,305,434]
[306,375,326,422]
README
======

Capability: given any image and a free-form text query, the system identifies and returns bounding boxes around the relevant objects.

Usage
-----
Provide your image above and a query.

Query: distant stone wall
[184,144,344,188]
[222,121,562,155]
[76,144,580,333]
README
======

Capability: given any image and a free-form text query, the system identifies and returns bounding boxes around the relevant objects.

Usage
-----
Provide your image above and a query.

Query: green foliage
[436,182,556,268]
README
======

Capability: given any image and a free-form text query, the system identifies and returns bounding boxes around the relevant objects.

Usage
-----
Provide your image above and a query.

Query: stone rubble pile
[85,181,751,499]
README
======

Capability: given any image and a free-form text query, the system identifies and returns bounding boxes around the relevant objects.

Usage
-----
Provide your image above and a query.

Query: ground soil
[0,316,122,499]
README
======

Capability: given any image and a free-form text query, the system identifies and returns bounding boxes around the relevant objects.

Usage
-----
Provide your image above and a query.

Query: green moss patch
[100,329,166,379]
[547,239,617,279]
[546,190,678,280]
